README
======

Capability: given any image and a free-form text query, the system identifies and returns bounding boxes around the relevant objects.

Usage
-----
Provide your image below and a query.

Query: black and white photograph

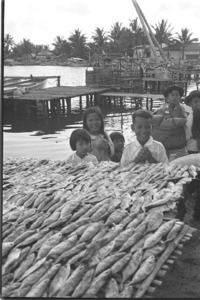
[2,0,200,298]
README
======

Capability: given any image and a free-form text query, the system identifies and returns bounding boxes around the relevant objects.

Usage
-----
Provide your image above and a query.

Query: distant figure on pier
[83,106,115,162]
[66,129,98,165]
[110,131,125,163]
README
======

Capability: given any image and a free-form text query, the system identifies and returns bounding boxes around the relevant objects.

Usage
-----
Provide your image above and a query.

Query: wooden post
[86,95,89,107]
[41,100,49,133]
[79,96,82,111]
[57,76,61,86]
[66,97,71,114]
[62,99,65,116]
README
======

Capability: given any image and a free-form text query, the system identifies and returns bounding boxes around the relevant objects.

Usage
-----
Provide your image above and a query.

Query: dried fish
[48,235,77,258]
[122,249,143,282]
[146,211,163,233]
[119,285,133,298]
[105,209,128,225]
[120,223,146,252]
[166,221,184,242]
[48,263,71,297]
[129,255,155,285]
[2,247,21,275]
[114,227,136,249]
[55,242,86,263]
[126,212,146,229]
[111,253,132,275]
[143,240,166,260]
[71,268,95,298]
[2,242,14,257]
[57,263,87,297]
[25,279,50,297]
[105,277,119,298]
[13,253,36,281]
[83,269,111,298]
[79,222,103,242]
[95,252,126,276]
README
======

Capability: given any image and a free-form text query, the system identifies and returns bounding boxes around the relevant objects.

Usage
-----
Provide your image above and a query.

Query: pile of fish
[2,157,199,298]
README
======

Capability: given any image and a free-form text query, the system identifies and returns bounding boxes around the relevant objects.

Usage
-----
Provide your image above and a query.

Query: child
[153,85,188,159]
[83,106,114,162]
[66,129,98,164]
[185,90,200,154]
[110,131,125,162]
[121,109,168,165]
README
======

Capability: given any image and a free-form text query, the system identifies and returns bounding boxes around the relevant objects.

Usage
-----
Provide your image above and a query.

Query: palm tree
[151,19,174,48]
[92,27,108,54]
[52,36,66,55]
[109,22,125,53]
[68,29,88,59]
[129,18,145,58]
[19,38,34,60]
[4,33,15,58]
[174,28,198,59]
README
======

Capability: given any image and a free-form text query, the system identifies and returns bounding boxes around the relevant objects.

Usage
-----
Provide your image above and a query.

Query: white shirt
[121,136,168,165]
[185,106,198,152]
[66,153,98,164]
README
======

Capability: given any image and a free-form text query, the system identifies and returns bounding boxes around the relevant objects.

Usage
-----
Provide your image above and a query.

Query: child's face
[132,116,152,145]
[86,112,102,135]
[112,138,125,152]
[76,139,90,158]
[166,90,181,103]
[190,97,200,110]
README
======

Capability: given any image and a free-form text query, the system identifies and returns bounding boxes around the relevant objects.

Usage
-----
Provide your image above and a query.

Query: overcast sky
[4,0,200,48]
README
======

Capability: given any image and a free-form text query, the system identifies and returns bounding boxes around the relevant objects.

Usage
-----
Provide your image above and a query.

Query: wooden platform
[4,86,111,101]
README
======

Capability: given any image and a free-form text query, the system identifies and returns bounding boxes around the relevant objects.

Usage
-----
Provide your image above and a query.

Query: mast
[134,0,168,63]
[131,0,158,62]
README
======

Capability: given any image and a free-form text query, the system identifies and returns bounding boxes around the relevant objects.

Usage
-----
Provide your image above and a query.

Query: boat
[4,76,47,96]
[67,57,90,67]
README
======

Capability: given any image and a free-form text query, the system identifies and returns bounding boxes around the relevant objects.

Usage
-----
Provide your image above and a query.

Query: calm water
[3,66,136,160]
[3,66,195,160]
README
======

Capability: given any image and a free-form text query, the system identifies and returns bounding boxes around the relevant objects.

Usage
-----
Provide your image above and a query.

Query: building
[162,43,200,61]
[36,51,53,61]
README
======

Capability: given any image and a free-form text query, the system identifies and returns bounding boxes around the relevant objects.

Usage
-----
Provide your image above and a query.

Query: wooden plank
[101,92,165,100]
[134,224,191,298]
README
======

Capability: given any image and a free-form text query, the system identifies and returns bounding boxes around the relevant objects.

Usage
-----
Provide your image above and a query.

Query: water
[3,65,136,160]
[3,66,195,160]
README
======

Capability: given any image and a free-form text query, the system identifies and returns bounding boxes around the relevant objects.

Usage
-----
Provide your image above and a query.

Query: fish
[122,249,143,282]
[25,279,50,297]
[16,192,35,206]
[91,202,109,220]
[91,226,109,243]
[120,192,133,210]
[37,263,61,284]
[13,229,37,246]
[83,269,111,298]
[37,232,62,260]
[101,224,124,245]
[48,263,71,297]
[61,218,90,235]
[2,247,21,275]
[97,240,116,260]
[29,231,53,254]
[19,257,46,281]
[37,195,55,212]
[40,211,60,229]
[120,223,146,252]
[60,199,81,219]
[20,260,52,288]
[105,209,128,225]
[111,253,132,275]
[105,277,119,298]
[23,191,40,208]
[13,253,36,281]
[144,192,173,210]
[166,221,184,242]
[79,222,103,242]
[120,212,138,228]
[119,285,133,298]
[2,273,13,286]
[95,252,126,276]
[145,211,163,233]
[17,208,37,224]
[3,224,25,241]
[126,212,146,229]
[69,249,88,266]
[57,263,87,297]
[30,213,50,230]
[70,204,92,221]
[81,201,106,218]
[17,229,49,247]
[2,242,14,257]
[48,235,77,258]
[114,227,136,249]
[10,285,32,297]
[71,268,95,298]
[48,213,72,229]
[128,255,156,285]
[55,242,86,264]
[143,241,166,260]
[2,283,21,297]
[130,233,152,253]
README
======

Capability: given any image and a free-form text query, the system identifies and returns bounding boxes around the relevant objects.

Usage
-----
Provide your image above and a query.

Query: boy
[67,129,98,164]
[110,132,125,163]
[121,109,168,165]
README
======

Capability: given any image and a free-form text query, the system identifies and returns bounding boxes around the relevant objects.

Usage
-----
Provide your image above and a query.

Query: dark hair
[82,106,108,140]
[192,108,200,139]
[110,131,125,142]
[69,129,91,151]
[132,109,153,123]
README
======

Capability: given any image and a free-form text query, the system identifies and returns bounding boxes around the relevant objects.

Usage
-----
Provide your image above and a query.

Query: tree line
[4,18,198,61]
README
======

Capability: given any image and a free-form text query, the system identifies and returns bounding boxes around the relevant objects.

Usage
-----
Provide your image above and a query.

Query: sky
[3,0,200,49]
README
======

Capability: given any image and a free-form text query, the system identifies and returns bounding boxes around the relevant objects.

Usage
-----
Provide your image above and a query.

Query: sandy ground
[154,195,200,299]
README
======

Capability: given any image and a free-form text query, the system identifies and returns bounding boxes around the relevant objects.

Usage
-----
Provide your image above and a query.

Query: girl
[83,106,114,162]
[67,129,98,164]
[185,90,200,154]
